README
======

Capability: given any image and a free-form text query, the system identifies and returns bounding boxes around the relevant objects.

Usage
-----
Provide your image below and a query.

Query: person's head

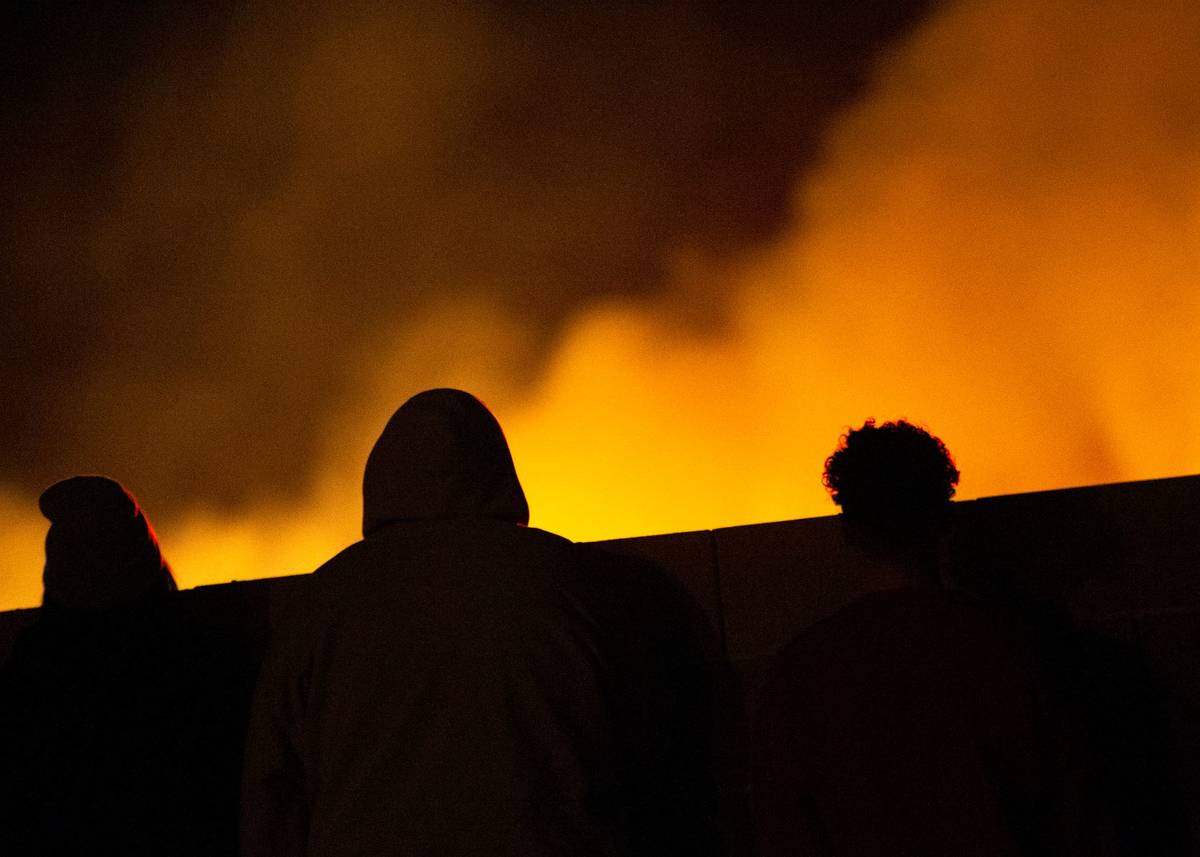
[823,419,959,556]
[361,388,529,537]
[39,475,176,611]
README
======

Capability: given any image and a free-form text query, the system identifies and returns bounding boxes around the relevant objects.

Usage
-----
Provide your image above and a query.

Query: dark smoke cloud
[1,0,931,516]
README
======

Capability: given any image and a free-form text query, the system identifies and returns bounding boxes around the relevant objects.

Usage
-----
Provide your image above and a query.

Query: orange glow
[2,0,1199,610]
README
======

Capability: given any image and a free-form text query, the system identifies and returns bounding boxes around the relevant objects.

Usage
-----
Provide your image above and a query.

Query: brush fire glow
[2,0,1198,609]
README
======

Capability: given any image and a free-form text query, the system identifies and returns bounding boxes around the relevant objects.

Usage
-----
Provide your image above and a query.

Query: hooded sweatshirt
[242,389,720,857]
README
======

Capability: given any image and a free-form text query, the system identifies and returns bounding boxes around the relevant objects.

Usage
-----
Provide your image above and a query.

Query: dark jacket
[242,389,720,857]
[752,586,1074,857]
[0,476,246,857]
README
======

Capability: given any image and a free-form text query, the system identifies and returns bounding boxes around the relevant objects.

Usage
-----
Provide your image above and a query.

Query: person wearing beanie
[0,476,246,856]
[38,474,176,612]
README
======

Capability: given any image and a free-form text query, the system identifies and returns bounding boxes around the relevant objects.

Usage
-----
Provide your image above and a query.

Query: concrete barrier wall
[2,474,1198,849]
[593,475,1200,849]
[598,474,1200,706]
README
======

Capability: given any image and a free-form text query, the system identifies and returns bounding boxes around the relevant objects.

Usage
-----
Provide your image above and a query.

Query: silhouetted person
[955,510,1198,855]
[241,388,722,857]
[752,421,1074,857]
[1034,613,1197,855]
[0,476,246,856]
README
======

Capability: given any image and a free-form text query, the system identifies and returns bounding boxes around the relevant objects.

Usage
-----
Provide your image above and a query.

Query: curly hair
[823,419,959,543]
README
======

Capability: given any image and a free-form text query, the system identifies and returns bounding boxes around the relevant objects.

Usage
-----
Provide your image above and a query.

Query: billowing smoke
[3,0,1198,607]
[511,0,1200,539]
[4,1,918,507]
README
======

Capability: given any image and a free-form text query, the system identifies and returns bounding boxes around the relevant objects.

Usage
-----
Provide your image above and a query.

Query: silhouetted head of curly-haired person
[823,419,960,558]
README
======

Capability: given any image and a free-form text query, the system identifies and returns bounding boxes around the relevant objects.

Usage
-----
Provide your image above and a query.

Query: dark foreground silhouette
[955,515,1197,856]
[0,426,1194,856]
[753,421,1080,856]
[0,476,254,857]
[241,389,722,857]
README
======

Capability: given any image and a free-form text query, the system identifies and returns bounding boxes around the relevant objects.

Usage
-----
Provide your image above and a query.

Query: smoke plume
[3,0,1198,607]
[511,0,1200,538]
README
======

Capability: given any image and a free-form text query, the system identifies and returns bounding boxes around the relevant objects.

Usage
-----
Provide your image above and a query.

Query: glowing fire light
[2,0,1198,610]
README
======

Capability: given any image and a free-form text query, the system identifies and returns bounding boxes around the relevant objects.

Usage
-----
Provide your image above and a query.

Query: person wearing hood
[0,476,248,856]
[241,388,722,857]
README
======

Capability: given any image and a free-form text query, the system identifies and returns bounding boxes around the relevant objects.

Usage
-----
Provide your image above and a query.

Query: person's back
[752,420,1072,857]
[0,476,244,857]
[242,389,720,857]
[754,586,1057,857]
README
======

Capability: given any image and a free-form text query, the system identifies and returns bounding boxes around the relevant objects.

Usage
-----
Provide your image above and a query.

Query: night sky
[3,0,1199,606]
[2,1,931,511]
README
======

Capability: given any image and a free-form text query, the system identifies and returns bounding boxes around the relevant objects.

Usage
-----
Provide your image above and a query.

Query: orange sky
[2,0,1198,611]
